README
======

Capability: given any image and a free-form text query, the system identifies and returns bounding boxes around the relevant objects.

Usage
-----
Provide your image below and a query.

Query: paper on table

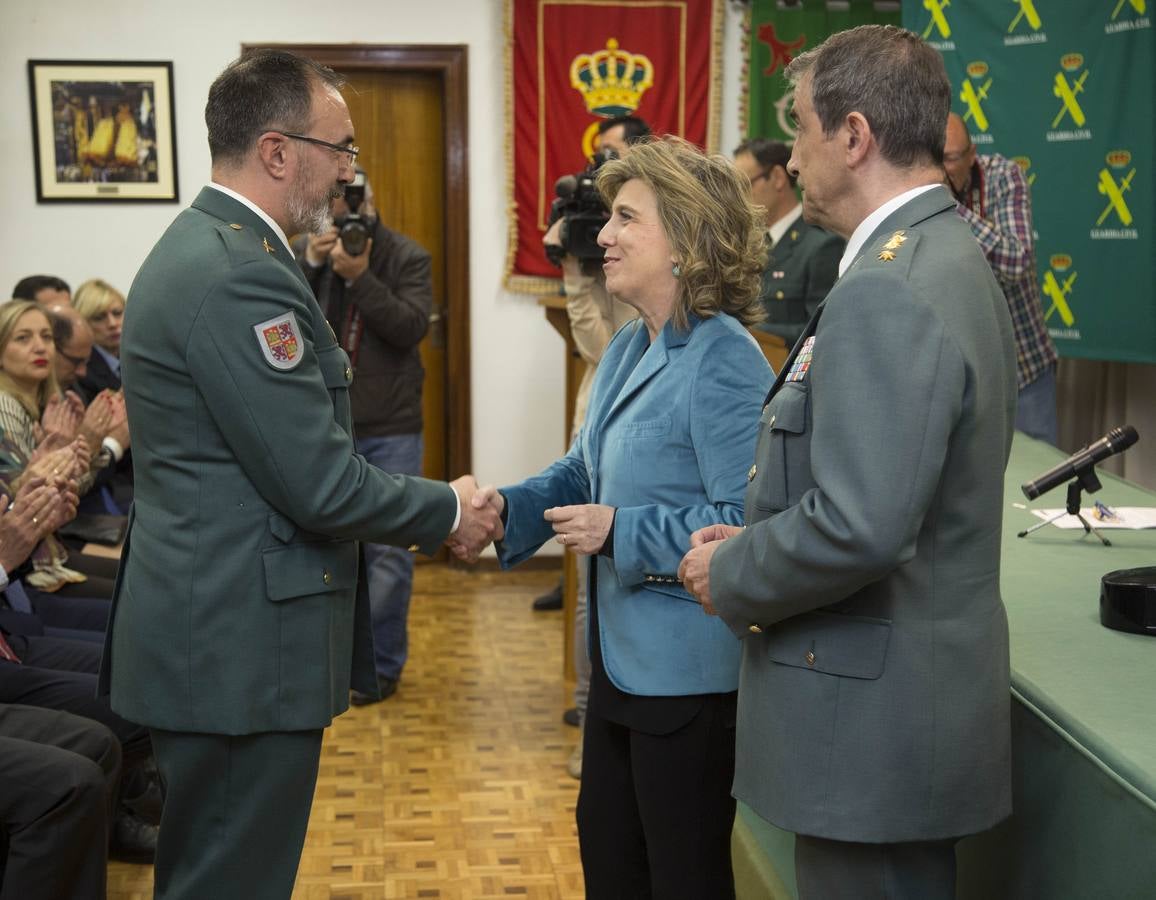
[1029,507,1156,530]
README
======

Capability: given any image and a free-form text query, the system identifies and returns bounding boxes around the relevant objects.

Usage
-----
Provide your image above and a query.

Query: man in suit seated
[681,25,1017,899]
[0,703,120,896]
[734,137,843,347]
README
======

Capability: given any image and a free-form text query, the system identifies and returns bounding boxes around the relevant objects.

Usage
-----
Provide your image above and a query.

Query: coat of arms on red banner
[506,0,722,293]
[253,311,303,371]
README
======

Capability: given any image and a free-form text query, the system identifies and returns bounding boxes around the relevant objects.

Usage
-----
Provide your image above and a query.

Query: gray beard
[287,179,342,235]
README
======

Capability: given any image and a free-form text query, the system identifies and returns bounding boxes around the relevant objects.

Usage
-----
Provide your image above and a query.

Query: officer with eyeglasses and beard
[100,48,500,899]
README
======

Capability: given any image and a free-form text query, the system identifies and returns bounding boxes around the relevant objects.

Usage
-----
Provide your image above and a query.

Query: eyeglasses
[275,131,360,167]
[57,349,89,368]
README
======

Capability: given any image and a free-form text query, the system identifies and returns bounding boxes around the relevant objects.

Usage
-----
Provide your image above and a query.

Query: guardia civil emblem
[254,311,302,371]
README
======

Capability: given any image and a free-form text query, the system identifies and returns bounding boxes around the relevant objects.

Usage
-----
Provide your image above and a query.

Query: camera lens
[340,219,370,256]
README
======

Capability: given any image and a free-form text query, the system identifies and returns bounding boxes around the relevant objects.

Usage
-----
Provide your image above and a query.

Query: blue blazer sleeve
[496,437,592,567]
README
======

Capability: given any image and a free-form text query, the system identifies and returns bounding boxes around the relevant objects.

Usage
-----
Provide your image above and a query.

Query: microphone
[554,174,578,200]
[1022,425,1139,500]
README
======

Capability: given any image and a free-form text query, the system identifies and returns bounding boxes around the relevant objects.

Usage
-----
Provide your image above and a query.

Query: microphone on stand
[1022,426,1139,501]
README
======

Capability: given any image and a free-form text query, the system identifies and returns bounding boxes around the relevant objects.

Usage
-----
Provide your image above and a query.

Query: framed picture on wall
[28,59,178,202]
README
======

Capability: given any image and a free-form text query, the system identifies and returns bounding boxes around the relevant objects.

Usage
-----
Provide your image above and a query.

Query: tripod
[1018,467,1111,546]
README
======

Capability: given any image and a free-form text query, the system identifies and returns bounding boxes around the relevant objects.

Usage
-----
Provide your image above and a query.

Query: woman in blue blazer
[482,138,773,896]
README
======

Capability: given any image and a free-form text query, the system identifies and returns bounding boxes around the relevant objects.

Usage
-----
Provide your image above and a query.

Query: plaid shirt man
[953,153,1057,390]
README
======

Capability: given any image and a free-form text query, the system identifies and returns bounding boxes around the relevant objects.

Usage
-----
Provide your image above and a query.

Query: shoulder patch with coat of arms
[253,311,303,371]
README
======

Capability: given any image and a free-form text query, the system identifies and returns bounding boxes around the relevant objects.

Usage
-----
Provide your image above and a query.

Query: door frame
[249,42,472,482]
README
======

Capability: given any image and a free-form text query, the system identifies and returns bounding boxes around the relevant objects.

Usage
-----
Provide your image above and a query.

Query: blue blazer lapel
[602,316,694,427]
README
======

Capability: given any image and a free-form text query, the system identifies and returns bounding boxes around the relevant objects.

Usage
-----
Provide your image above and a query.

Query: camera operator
[294,170,432,706]
[540,116,645,778]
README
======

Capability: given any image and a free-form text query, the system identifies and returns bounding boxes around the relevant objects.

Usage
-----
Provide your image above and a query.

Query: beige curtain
[1056,359,1156,490]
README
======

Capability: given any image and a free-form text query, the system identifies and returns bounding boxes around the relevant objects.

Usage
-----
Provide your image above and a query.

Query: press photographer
[545,116,652,268]
[294,169,432,707]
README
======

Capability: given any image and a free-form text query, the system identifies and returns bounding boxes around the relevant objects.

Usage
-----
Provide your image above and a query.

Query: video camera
[335,170,371,256]
[545,148,616,266]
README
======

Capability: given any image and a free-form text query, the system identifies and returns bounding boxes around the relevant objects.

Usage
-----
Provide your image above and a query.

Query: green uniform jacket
[99,187,456,734]
[755,215,843,346]
[713,187,1017,842]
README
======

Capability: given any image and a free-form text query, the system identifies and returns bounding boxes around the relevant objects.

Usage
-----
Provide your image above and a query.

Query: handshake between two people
[442,476,743,617]
[444,476,618,564]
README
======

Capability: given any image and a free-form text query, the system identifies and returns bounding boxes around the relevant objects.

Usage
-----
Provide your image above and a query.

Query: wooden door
[341,70,446,484]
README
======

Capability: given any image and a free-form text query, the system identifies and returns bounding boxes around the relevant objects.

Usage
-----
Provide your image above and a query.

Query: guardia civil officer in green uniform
[98,49,501,898]
[684,27,1016,900]
[734,137,843,347]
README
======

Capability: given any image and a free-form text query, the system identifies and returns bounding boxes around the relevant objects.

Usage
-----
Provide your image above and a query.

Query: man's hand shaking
[446,475,505,562]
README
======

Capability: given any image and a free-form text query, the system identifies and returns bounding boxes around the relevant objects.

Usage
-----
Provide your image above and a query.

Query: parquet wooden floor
[107,564,584,899]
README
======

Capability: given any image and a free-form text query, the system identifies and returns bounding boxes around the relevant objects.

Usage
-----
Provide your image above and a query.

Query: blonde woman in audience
[73,277,126,398]
[0,300,120,594]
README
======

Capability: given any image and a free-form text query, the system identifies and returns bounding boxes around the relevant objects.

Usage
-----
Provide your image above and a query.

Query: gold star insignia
[262,237,275,254]
[882,230,907,251]
[789,230,799,241]
[878,249,896,261]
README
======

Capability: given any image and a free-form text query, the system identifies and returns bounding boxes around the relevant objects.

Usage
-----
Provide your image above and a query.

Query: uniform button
[805,650,816,667]
[408,544,420,553]
[748,464,757,482]
[229,223,243,230]
[645,575,655,582]
[344,365,352,382]
[775,290,785,300]
[322,569,332,585]
[748,624,763,634]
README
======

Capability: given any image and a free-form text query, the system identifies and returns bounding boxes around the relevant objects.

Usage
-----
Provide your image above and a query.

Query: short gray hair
[786,25,950,168]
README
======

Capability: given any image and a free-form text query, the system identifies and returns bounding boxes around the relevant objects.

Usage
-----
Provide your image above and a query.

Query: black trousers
[0,703,120,900]
[576,692,738,899]
[1,630,151,761]
[52,551,120,600]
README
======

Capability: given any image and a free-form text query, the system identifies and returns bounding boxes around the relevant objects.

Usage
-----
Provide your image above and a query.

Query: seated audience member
[50,307,132,514]
[0,491,159,862]
[12,274,72,308]
[0,703,119,896]
[474,138,773,897]
[0,462,110,641]
[72,279,126,398]
[0,301,120,595]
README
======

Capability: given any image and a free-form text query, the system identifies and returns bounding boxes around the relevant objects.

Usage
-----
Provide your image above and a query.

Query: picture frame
[28,59,178,203]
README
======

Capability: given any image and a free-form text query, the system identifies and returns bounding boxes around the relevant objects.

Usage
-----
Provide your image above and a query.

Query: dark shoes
[562,707,580,727]
[350,675,399,706]
[110,810,158,864]
[532,582,564,611]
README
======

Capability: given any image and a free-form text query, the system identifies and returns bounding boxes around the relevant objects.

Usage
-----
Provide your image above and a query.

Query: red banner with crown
[505,0,723,292]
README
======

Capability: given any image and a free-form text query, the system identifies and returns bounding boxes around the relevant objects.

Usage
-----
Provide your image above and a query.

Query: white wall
[0,1,748,554]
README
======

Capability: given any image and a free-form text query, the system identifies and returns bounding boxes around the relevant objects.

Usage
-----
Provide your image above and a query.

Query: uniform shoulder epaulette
[863,228,921,277]
[213,221,279,266]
